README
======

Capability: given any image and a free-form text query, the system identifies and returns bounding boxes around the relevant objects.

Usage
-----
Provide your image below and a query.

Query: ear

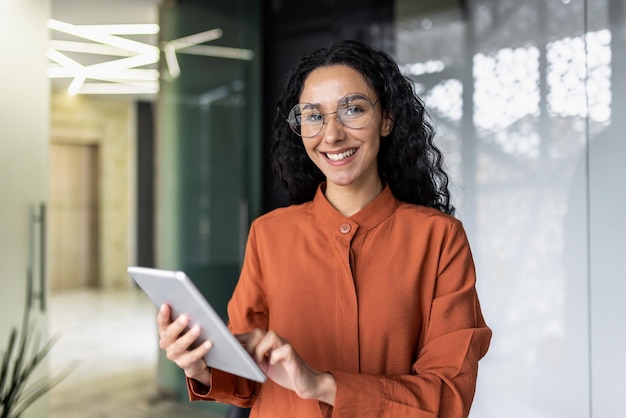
[380,112,394,137]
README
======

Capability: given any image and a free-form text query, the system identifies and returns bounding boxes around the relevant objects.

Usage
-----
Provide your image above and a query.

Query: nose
[322,113,345,144]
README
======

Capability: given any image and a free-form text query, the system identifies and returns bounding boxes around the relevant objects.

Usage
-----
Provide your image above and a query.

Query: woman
[158,39,491,417]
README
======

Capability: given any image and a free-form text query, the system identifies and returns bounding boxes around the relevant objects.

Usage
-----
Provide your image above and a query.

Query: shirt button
[339,223,351,234]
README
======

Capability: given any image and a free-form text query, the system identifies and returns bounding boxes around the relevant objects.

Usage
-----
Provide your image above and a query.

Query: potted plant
[1,288,72,418]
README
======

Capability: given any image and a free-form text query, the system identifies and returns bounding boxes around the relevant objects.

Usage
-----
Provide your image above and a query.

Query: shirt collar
[312,182,398,238]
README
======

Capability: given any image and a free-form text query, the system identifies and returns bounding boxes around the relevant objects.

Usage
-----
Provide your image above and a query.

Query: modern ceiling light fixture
[162,28,254,79]
[47,20,159,55]
[163,28,223,78]
[48,19,255,96]
[47,19,160,95]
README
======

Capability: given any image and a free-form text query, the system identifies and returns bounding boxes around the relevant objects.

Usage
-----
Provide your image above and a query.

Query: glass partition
[155,0,261,406]
[587,0,626,416]
[393,0,618,415]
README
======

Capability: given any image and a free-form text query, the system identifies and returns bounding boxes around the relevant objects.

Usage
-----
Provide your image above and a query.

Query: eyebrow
[299,103,320,111]
[340,93,367,103]
[299,93,370,108]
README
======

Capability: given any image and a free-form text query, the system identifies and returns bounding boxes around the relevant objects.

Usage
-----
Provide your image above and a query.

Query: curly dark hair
[271,39,454,215]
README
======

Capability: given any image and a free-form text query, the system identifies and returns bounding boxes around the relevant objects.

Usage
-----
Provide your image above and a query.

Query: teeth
[326,149,356,161]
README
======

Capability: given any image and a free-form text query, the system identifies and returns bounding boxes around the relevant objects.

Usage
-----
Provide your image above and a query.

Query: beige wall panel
[49,144,99,290]
[50,94,135,289]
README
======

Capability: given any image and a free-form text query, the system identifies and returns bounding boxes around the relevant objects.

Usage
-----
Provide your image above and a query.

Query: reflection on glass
[423,79,463,122]
[393,0,621,416]
[547,30,612,124]
[473,47,540,133]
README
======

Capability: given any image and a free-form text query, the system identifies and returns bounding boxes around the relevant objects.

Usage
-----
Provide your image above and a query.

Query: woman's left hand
[237,329,336,405]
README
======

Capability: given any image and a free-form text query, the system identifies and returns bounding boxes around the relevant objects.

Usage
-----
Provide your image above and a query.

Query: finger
[164,323,210,363]
[267,343,294,366]
[159,314,190,349]
[157,304,172,333]
[240,328,266,356]
[177,339,213,371]
[175,323,200,348]
[236,330,263,346]
[254,330,284,363]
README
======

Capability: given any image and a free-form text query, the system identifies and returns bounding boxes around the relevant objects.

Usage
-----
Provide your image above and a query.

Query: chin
[325,176,358,187]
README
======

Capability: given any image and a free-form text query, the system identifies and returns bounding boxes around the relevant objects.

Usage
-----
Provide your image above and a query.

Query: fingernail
[178,315,187,324]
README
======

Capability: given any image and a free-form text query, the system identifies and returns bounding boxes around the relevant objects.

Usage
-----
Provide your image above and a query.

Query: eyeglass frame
[286,93,380,138]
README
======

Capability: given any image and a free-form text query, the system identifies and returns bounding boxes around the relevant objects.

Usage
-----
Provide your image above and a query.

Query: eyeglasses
[286,93,379,138]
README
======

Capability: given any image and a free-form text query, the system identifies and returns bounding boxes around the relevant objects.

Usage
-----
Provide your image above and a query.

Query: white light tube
[164,43,181,78]
[47,48,83,70]
[76,82,159,95]
[48,67,159,82]
[167,28,223,50]
[77,23,160,35]
[182,45,254,61]
[47,19,158,56]
[50,40,133,57]
[68,75,86,96]
[84,53,158,73]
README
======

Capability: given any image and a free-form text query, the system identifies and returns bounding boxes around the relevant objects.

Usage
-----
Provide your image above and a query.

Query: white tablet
[127,266,266,383]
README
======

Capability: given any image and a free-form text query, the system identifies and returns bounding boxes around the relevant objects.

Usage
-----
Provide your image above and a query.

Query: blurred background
[1,0,625,417]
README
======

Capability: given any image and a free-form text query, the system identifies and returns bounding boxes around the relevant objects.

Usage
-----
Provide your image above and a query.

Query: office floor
[48,288,225,418]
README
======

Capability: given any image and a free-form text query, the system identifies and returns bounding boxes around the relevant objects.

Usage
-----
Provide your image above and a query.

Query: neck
[324,178,383,217]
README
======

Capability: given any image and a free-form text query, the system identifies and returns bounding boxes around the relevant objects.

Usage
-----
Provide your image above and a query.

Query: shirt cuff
[187,376,211,400]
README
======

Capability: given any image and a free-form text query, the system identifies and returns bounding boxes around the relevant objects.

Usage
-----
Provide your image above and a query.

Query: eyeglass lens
[287,93,376,137]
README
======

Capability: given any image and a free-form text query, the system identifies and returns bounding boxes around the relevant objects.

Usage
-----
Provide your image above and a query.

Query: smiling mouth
[325,148,356,161]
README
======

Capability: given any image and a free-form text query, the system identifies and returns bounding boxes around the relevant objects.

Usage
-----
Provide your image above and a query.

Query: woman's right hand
[157,303,213,385]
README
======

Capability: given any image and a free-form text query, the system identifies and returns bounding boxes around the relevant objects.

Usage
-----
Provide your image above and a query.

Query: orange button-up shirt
[188,184,491,417]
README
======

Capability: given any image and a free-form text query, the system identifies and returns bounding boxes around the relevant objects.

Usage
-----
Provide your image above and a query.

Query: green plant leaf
[11,361,78,418]
[3,330,67,418]
[2,301,35,418]
[1,299,72,418]
[0,328,18,401]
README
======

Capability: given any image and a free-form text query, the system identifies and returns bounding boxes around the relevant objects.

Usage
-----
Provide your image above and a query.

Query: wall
[261,0,394,211]
[0,0,51,416]
[50,93,136,289]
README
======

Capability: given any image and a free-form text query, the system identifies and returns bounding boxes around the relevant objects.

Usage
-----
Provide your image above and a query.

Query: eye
[300,108,323,124]
[339,98,369,119]
[343,104,365,116]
